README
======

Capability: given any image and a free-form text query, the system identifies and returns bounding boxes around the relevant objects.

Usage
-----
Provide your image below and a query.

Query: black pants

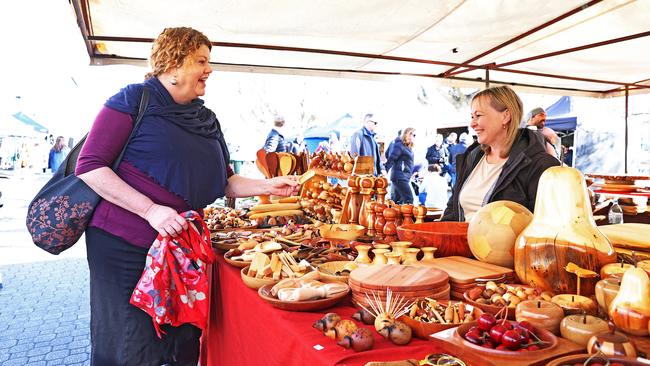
[391,179,414,204]
[86,227,201,366]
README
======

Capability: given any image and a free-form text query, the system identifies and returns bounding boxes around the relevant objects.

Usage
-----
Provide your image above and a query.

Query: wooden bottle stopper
[412,205,428,224]
[382,207,398,242]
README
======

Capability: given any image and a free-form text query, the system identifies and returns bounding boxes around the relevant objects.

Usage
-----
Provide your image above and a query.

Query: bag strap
[63,88,150,176]
[111,88,150,170]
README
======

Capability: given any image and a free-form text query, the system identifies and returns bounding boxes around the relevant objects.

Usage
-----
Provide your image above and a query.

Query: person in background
[385,128,416,204]
[563,145,573,167]
[316,130,342,153]
[289,133,308,155]
[76,27,299,366]
[523,107,561,158]
[384,129,402,162]
[442,85,559,222]
[263,115,287,152]
[421,164,449,209]
[425,133,449,166]
[447,132,470,187]
[350,113,382,175]
[48,136,69,173]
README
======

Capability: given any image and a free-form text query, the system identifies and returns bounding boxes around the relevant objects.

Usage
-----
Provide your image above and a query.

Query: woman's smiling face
[470,96,510,147]
[175,45,212,101]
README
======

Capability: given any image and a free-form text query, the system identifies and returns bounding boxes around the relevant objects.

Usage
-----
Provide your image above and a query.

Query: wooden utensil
[278,153,293,176]
[266,152,279,178]
[256,148,270,178]
[416,256,514,284]
[298,169,316,185]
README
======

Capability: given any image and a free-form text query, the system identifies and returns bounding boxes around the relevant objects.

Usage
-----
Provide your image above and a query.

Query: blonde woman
[385,127,416,204]
[441,86,559,222]
[47,136,69,172]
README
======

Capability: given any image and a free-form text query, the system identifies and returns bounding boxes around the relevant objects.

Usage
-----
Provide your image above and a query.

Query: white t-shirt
[459,155,506,221]
[421,173,449,209]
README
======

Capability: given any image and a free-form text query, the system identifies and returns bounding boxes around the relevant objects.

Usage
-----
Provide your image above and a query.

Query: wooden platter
[430,325,583,366]
[257,283,349,312]
[598,223,650,250]
[349,264,449,291]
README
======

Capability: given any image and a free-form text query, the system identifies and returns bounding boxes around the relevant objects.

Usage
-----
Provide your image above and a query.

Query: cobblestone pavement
[0,170,91,365]
[0,259,90,366]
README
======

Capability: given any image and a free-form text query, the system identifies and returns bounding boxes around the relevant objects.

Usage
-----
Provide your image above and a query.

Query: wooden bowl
[257,283,350,312]
[240,266,279,290]
[396,222,472,257]
[546,354,646,366]
[462,285,537,320]
[399,301,483,340]
[455,320,557,356]
[211,238,239,252]
[224,250,251,268]
[318,224,366,241]
[317,261,357,283]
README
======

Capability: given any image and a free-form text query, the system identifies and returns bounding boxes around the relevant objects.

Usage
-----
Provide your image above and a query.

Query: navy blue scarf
[105,77,230,209]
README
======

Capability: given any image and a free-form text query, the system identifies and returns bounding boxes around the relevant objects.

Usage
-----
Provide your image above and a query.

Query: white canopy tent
[72,0,650,97]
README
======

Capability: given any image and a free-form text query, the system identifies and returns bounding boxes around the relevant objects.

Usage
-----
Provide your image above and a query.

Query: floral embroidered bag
[130,211,216,337]
[25,89,149,254]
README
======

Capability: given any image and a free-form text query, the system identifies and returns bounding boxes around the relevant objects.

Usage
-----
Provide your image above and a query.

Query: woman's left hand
[267,176,300,196]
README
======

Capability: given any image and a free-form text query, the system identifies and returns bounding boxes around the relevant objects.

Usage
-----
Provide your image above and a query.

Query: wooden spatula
[256,149,270,178]
[278,153,293,176]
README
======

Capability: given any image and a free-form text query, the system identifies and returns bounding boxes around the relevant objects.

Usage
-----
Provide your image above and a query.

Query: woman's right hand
[143,204,188,238]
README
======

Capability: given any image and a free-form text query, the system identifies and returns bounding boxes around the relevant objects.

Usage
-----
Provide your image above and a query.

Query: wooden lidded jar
[514,167,616,296]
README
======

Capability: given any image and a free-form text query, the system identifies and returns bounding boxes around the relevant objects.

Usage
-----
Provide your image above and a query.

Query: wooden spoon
[266,152,279,178]
[278,153,293,176]
[256,149,270,178]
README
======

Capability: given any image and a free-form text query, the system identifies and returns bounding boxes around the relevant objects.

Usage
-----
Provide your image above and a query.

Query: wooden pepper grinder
[375,176,388,203]
[400,204,414,226]
[358,176,376,228]
[366,201,377,237]
[383,207,398,242]
[373,202,387,240]
[347,175,361,224]
[412,205,428,224]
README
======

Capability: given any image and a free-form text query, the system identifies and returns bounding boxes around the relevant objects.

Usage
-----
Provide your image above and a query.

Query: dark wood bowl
[396,222,472,257]
[399,300,483,340]
[257,283,350,312]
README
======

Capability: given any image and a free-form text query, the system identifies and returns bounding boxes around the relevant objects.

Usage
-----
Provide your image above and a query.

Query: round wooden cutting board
[349,264,449,291]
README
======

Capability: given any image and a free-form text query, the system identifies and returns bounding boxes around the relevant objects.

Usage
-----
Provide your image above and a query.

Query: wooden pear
[609,267,650,336]
[514,167,616,296]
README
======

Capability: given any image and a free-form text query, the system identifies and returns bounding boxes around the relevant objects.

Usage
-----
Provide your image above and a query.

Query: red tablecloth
[201,254,445,366]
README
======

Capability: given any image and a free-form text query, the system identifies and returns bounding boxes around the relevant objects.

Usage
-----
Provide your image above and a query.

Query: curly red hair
[145,27,211,80]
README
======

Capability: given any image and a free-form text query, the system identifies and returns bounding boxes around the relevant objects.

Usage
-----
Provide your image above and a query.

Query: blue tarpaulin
[11,112,49,134]
[545,96,577,131]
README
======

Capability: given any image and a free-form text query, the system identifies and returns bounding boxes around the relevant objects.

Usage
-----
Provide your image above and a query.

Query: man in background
[350,113,382,175]
[524,107,560,158]
[263,115,287,152]
[426,133,449,166]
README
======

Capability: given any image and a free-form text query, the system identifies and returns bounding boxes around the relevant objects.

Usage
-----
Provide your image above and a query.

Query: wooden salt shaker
[412,205,428,224]
[373,202,387,239]
[382,207,398,243]
[346,175,361,224]
[400,204,414,226]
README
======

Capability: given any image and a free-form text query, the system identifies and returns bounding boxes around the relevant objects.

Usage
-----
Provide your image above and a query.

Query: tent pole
[625,86,629,174]
[485,68,490,89]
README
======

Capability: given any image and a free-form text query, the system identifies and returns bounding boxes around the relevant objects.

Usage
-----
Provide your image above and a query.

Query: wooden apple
[600,262,634,279]
[560,314,609,348]
[514,167,617,296]
[515,300,565,335]
[551,294,597,316]
[595,276,621,315]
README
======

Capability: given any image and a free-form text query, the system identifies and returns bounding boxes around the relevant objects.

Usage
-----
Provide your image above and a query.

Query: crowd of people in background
[262,102,571,209]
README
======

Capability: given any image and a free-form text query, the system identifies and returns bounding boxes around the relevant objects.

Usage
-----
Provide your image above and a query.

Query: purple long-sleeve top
[76,106,233,248]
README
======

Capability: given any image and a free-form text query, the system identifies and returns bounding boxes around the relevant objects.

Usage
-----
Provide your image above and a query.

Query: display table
[200,254,447,366]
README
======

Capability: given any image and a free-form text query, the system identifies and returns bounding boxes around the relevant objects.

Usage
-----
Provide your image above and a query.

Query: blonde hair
[401,127,416,149]
[53,136,66,152]
[145,27,212,80]
[471,85,522,157]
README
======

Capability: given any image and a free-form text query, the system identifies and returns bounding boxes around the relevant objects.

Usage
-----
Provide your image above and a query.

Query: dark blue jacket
[385,140,414,182]
[426,144,449,165]
[263,129,286,152]
[448,142,469,173]
[350,127,381,175]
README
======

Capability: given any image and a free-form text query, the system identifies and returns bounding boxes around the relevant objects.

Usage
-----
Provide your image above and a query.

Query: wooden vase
[514,167,616,296]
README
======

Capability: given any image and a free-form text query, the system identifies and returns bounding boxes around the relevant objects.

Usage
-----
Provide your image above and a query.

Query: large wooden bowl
[396,222,472,257]
[257,283,350,312]
[240,266,279,290]
[224,250,251,268]
[399,301,483,340]
[546,354,647,366]
[317,261,357,283]
[462,285,537,320]
[319,224,366,241]
[455,320,557,356]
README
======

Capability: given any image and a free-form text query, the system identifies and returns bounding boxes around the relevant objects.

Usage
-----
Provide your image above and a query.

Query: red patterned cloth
[130,211,215,337]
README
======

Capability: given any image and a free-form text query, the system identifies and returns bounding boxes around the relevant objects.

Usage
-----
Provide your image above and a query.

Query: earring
[170,76,177,85]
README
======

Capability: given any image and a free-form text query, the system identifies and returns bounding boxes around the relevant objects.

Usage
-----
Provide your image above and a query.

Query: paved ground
[0,170,90,365]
